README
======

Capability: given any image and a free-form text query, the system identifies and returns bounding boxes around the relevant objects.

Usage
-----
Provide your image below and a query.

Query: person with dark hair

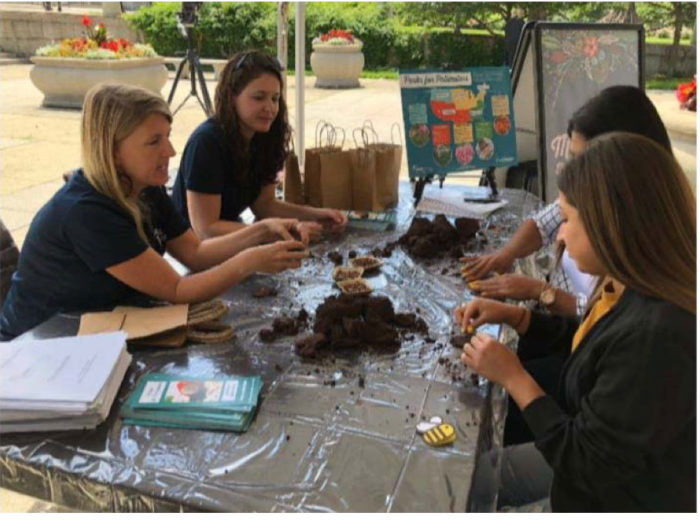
[171,50,347,242]
[457,132,696,511]
[460,85,676,447]
[461,85,673,319]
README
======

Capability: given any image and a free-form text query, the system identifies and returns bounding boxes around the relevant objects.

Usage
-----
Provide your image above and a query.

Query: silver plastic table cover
[0,184,544,512]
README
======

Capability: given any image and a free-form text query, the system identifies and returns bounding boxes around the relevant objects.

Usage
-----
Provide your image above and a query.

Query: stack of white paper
[416,184,508,218]
[0,332,131,433]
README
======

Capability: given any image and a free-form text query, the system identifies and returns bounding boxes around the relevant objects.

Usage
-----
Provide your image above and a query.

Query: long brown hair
[81,83,172,243]
[558,132,696,314]
[214,50,290,186]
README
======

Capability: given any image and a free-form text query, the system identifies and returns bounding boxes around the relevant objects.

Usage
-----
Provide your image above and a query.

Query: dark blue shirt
[171,118,264,225]
[0,171,189,340]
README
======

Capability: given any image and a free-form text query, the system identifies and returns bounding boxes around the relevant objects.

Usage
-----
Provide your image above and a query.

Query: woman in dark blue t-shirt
[171,50,347,241]
[0,83,308,340]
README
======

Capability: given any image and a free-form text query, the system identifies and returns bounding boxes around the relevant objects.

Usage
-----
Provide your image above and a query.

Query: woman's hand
[313,208,348,232]
[257,218,300,242]
[468,274,543,301]
[454,297,526,333]
[293,221,323,245]
[461,333,524,387]
[240,240,308,274]
[460,250,513,280]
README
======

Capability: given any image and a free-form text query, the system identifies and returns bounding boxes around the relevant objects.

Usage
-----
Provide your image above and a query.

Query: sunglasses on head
[234,52,284,72]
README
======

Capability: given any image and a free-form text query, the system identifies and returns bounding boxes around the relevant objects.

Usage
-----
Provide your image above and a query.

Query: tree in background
[637,2,696,74]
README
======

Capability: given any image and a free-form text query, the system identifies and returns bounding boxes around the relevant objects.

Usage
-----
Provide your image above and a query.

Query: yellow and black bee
[423,423,456,447]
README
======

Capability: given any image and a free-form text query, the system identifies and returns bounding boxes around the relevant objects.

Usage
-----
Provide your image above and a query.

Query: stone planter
[310,43,364,88]
[29,56,168,109]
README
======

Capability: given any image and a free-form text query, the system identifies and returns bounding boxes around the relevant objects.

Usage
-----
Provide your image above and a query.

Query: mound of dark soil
[398,214,480,259]
[294,295,428,358]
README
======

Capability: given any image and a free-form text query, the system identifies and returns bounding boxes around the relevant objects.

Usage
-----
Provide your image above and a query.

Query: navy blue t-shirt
[0,171,189,340]
[171,118,265,225]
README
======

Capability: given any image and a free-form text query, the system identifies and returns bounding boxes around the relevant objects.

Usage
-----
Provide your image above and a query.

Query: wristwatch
[539,282,556,307]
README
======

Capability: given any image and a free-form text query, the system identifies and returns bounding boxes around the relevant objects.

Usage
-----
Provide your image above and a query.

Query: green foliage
[125,2,502,69]
[288,2,397,69]
[126,1,692,73]
[195,2,277,58]
[637,2,696,32]
[390,29,503,68]
[646,76,693,90]
[124,2,277,58]
[123,2,182,56]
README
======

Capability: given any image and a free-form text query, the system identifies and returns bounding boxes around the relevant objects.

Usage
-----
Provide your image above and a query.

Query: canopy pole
[276,2,289,101]
[295,2,305,166]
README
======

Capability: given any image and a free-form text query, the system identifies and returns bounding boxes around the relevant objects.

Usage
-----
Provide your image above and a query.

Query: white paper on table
[416,184,507,218]
[0,331,127,404]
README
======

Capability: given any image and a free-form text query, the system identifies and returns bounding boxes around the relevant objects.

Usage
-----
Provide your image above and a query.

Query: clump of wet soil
[398,214,480,259]
[259,308,309,342]
[294,295,428,358]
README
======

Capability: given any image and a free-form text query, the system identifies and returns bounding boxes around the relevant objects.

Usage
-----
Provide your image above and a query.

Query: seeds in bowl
[332,266,364,282]
[349,255,382,271]
[337,278,373,296]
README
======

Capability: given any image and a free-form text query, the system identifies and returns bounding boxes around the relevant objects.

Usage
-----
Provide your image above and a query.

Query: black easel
[167,8,212,117]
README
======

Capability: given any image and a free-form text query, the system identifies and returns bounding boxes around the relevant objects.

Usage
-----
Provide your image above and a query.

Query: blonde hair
[558,132,696,314]
[81,83,172,243]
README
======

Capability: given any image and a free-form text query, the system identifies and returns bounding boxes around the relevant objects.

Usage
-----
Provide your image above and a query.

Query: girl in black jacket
[456,132,696,511]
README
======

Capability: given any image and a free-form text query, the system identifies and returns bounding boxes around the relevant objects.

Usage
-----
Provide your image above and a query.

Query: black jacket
[520,287,696,512]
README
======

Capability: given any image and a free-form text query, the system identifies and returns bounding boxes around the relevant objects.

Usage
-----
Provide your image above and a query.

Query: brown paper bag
[305,121,352,208]
[283,137,305,205]
[372,123,402,208]
[319,148,354,209]
[363,122,402,210]
[304,122,340,207]
[349,127,379,211]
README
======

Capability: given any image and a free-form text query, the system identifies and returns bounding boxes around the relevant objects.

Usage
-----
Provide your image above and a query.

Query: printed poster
[399,67,518,178]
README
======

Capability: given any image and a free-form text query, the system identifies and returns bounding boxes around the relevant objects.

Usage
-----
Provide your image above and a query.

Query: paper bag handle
[352,127,370,149]
[315,120,328,147]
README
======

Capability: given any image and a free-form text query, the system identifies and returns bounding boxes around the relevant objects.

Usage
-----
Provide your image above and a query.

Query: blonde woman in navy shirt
[1,83,308,340]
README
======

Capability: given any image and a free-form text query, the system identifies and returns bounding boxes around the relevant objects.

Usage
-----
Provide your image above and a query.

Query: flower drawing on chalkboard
[541,30,638,109]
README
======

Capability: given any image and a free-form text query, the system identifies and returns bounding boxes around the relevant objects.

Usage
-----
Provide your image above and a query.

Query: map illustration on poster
[399,67,518,179]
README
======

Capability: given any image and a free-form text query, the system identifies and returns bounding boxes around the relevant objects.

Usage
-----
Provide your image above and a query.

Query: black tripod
[167,18,213,117]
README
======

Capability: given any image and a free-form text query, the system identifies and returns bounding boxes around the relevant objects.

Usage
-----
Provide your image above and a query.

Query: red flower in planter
[99,40,120,52]
[676,76,696,111]
[81,15,92,27]
[319,29,355,43]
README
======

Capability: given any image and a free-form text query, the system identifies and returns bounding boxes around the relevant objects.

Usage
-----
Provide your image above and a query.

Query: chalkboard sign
[399,67,518,179]
[534,23,644,201]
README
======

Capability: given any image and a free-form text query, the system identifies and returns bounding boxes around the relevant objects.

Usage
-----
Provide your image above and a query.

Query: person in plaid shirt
[461,86,673,317]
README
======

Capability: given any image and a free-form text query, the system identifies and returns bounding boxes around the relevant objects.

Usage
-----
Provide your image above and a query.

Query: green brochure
[346,210,397,231]
[128,373,262,413]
